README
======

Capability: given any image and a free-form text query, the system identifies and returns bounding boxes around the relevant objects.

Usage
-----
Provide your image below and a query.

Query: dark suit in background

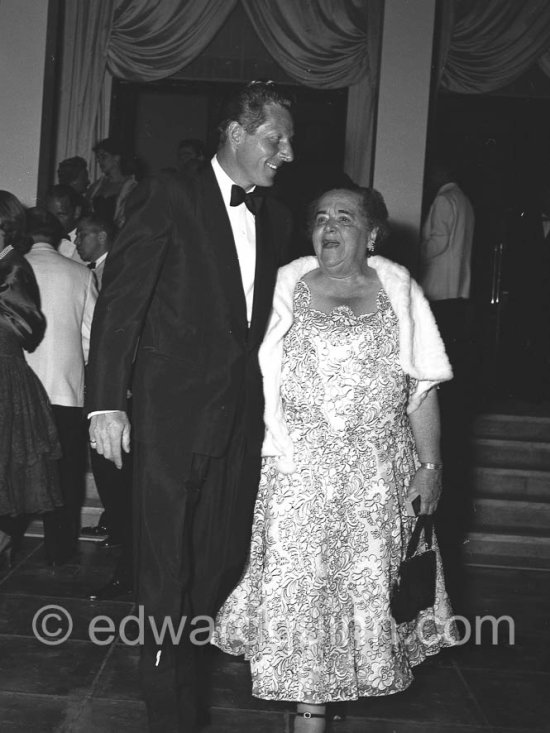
[86,82,294,733]
[501,194,550,400]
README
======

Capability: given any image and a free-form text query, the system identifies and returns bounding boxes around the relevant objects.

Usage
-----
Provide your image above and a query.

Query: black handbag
[391,514,436,624]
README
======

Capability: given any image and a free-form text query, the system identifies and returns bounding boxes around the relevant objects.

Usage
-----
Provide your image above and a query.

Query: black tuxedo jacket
[86,164,293,459]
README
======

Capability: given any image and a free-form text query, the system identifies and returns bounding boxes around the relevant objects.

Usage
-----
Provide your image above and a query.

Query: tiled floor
[0,538,548,732]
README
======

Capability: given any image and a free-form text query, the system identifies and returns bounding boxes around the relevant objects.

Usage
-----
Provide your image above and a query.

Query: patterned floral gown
[212,279,458,703]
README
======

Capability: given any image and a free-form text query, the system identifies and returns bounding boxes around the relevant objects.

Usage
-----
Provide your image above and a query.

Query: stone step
[472,467,550,500]
[473,438,550,471]
[471,498,550,534]
[464,531,550,570]
[473,413,550,442]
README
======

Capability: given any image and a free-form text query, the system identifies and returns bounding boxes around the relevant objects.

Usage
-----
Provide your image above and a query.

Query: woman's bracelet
[419,462,443,470]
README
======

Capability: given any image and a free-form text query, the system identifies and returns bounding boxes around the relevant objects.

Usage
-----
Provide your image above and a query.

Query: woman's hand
[406,466,442,515]
[407,388,443,515]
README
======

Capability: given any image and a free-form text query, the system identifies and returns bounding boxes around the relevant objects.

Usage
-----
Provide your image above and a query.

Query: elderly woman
[0,191,61,566]
[213,187,459,730]
[86,138,137,230]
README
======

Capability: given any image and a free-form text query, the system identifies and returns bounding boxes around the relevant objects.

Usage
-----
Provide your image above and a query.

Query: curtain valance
[107,0,238,81]
[56,0,380,186]
[106,0,372,90]
[439,0,550,93]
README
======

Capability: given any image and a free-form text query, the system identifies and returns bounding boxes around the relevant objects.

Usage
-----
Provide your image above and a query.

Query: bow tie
[230,185,264,215]
[87,261,96,270]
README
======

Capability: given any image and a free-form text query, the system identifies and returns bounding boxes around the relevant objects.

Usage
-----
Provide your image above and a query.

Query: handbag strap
[405,515,433,559]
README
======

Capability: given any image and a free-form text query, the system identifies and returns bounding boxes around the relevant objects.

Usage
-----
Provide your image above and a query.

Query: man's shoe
[97,536,123,550]
[45,543,79,568]
[89,577,133,601]
[81,524,109,538]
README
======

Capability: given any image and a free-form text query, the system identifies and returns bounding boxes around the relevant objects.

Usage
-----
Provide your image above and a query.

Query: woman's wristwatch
[419,462,443,470]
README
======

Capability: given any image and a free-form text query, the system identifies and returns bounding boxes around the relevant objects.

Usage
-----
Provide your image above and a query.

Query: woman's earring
[367,239,375,253]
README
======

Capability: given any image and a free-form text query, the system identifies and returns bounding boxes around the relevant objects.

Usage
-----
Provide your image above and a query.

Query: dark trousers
[90,449,133,584]
[0,514,27,546]
[43,405,86,560]
[135,424,262,733]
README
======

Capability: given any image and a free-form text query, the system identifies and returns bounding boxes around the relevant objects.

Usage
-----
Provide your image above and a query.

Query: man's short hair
[78,213,116,242]
[26,207,65,249]
[57,156,88,185]
[216,81,293,145]
[46,184,83,211]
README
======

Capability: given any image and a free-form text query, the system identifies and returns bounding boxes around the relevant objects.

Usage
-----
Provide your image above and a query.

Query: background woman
[86,138,137,230]
[0,191,61,565]
[213,187,459,731]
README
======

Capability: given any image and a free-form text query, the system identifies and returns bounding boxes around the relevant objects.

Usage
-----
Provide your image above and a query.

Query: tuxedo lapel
[195,166,247,328]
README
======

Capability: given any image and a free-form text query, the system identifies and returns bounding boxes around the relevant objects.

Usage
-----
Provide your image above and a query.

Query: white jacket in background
[420,182,475,300]
[25,242,98,407]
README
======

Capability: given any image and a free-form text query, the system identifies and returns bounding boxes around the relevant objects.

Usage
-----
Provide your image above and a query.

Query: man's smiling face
[233,103,294,190]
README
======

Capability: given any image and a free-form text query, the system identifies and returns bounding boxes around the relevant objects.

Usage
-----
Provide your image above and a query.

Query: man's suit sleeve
[81,270,98,364]
[273,199,295,266]
[86,176,174,412]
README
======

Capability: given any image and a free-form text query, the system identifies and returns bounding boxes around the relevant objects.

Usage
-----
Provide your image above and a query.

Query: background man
[176,137,207,177]
[419,157,476,611]
[45,184,86,264]
[86,81,294,732]
[75,213,115,288]
[25,208,97,564]
[420,158,475,311]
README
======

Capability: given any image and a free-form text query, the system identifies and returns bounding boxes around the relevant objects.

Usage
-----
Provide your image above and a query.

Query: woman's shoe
[292,704,327,733]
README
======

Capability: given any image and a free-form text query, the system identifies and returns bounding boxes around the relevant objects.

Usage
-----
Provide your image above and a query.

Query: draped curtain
[107,0,238,81]
[437,0,550,93]
[55,0,381,187]
[55,0,550,190]
[55,0,117,174]
[240,0,381,184]
[240,0,370,88]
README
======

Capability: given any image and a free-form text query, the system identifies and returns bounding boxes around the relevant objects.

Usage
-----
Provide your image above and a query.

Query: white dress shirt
[420,182,475,301]
[25,242,98,407]
[211,156,256,325]
[58,228,87,265]
[91,251,108,290]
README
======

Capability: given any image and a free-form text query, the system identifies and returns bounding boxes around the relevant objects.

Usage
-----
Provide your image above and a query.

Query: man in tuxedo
[75,214,114,289]
[75,215,133,596]
[46,184,87,265]
[86,81,294,732]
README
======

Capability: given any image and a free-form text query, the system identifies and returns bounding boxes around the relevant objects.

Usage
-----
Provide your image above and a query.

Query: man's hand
[89,411,131,469]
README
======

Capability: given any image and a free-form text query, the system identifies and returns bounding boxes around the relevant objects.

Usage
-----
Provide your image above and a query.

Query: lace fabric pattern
[213,279,458,703]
